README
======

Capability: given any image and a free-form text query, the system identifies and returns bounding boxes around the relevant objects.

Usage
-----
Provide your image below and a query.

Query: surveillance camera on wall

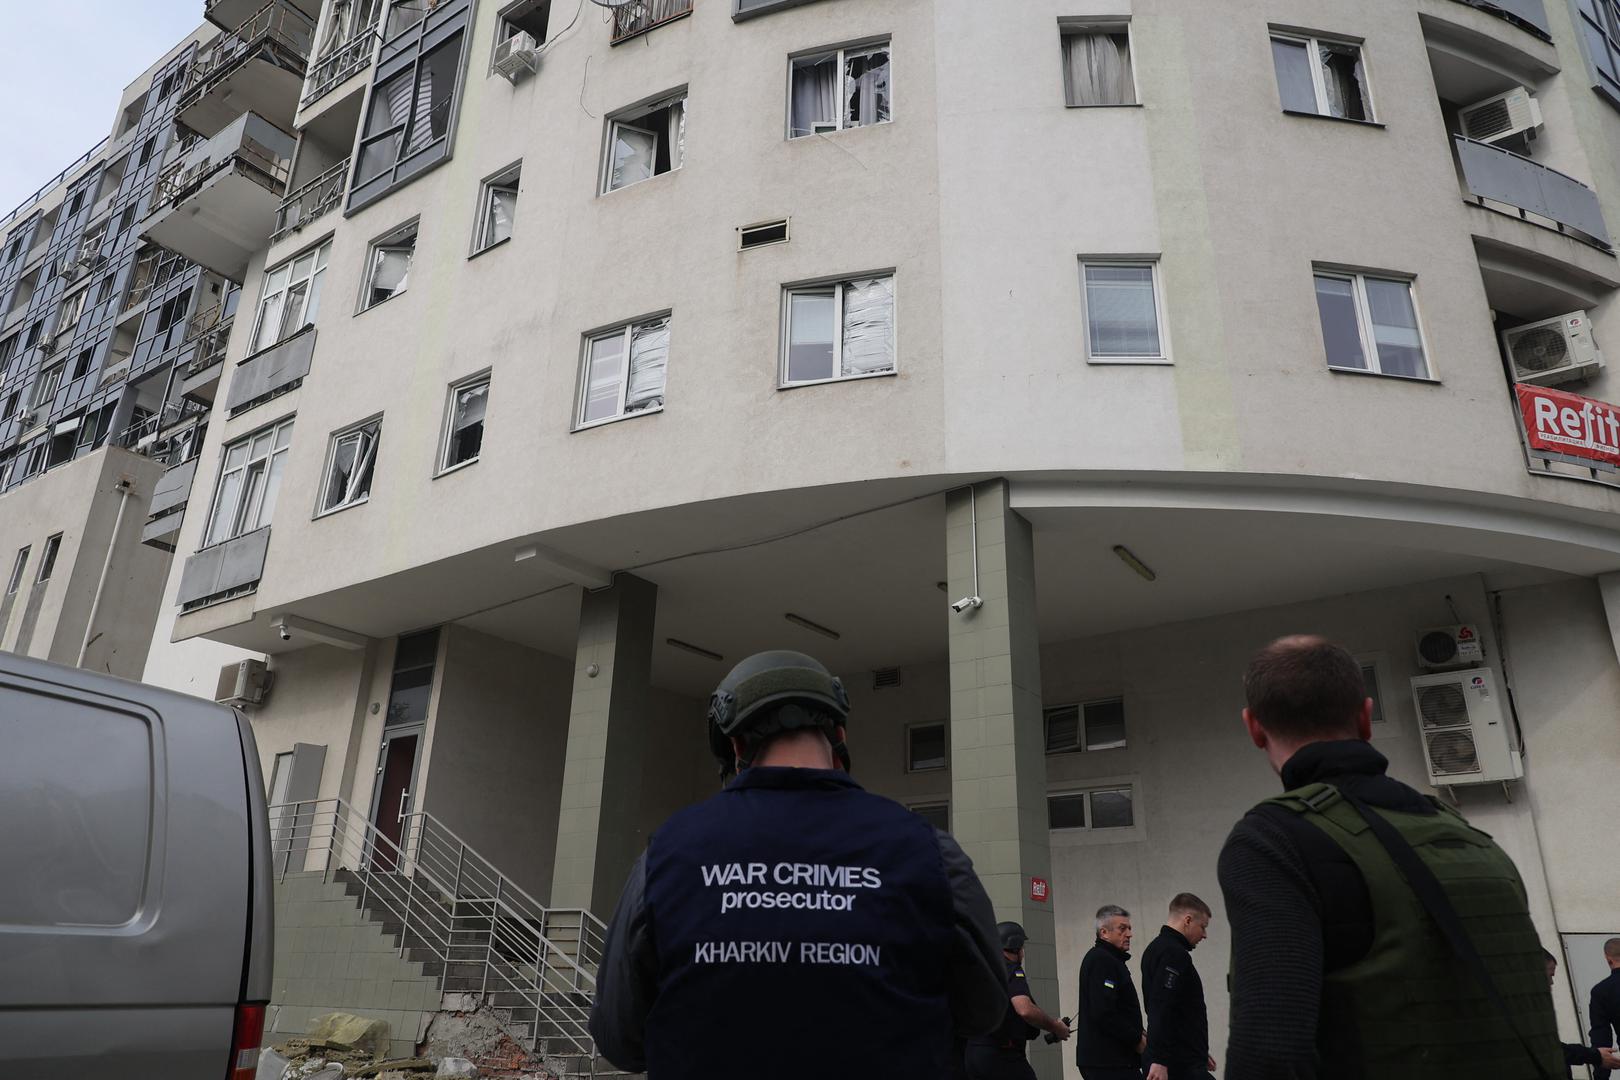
[950,595,983,614]
[278,626,292,642]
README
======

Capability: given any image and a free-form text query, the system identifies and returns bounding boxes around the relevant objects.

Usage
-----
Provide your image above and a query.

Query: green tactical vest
[1258,781,1562,1080]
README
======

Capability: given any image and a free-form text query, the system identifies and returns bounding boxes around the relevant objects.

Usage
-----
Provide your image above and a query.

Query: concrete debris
[435,1058,479,1078]
[301,1067,345,1080]
[257,1049,292,1080]
[349,1058,435,1078]
[307,1013,393,1058]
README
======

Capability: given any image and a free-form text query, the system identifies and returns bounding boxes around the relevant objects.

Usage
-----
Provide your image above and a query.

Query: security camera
[950,595,983,614]
[278,626,292,642]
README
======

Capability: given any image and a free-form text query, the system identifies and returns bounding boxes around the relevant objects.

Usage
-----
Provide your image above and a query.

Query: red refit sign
[1030,877,1049,903]
[1516,383,1620,468]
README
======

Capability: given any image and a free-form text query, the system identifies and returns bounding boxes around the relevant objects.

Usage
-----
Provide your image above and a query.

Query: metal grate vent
[1510,325,1570,373]
[872,666,902,689]
[739,219,789,249]
[1463,98,1512,140]
[1416,629,1462,667]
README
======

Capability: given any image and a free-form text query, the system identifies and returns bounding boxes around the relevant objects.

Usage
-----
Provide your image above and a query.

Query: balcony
[1447,0,1551,40]
[180,303,236,403]
[178,0,315,138]
[178,526,271,609]
[270,158,348,244]
[611,0,693,43]
[207,0,317,32]
[226,325,316,416]
[302,29,380,110]
[142,457,200,551]
[142,112,295,280]
[1455,136,1612,251]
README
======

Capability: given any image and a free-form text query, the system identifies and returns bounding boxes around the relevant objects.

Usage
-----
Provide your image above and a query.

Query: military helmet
[707,650,851,779]
[998,921,1027,952]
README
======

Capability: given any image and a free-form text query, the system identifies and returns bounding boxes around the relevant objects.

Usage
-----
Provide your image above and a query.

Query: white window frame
[1313,268,1433,380]
[32,363,64,408]
[6,547,29,594]
[1047,782,1139,835]
[1079,258,1170,364]
[203,417,295,547]
[359,220,418,312]
[56,286,89,337]
[1044,697,1128,755]
[905,720,947,773]
[779,273,898,388]
[787,39,893,138]
[315,416,381,517]
[600,91,687,195]
[248,240,330,355]
[437,372,490,476]
[1270,31,1375,121]
[1059,22,1138,107]
[35,533,62,583]
[473,163,521,253]
[575,314,671,429]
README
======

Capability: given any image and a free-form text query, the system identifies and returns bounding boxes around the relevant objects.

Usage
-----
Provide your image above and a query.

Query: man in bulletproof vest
[965,921,1071,1080]
[1218,634,1563,1080]
[1542,948,1620,1074]
[587,649,1009,1079]
[1075,905,1146,1079]
[1591,938,1620,1080]
[1140,893,1216,1080]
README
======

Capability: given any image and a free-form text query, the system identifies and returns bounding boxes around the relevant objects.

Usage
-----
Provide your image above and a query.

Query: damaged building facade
[3,0,1620,1075]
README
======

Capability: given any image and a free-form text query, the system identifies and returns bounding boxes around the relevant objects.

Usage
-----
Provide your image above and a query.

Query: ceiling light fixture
[784,612,841,640]
[666,637,723,661]
[1112,544,1156,582]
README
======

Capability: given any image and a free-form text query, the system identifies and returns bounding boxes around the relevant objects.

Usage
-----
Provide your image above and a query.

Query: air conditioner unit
[38,337,56,356]
[16,409,38,428]
[492,31,541,83]
[1502,311,1606,386]
[1459,86,1544,147]
[215,658,272,707]
[1410,669,1522,785]
[1415,624,1485,670]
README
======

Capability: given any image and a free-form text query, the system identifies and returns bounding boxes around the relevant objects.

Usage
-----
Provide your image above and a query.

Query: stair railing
[269,797,609,1062]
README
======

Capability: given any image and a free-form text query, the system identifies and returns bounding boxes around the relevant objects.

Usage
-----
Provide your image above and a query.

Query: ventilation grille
[872,666,902,690]
[1463,98,1512,140]
[1416,630,1462,667]
[1509,326,1570,374]
[1425,729,1482,776]
[1416,683,1470,730]
[739,219,789,250]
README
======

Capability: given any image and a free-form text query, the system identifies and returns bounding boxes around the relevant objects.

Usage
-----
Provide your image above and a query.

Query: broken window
[781,275,895,386]
[318,419,380,514]
[362,222,416,310]
[0,333,17,377]
[906,722,946,772]
[32,364,64,409]
[66,190,85,217]
[7,547,28,594]
[1082,261,1165,361]
[1062,27,1135,106]
[1314,269,1427,378]
[1044,699,1128,754]
[578,315,669,426]
[2,392,18,421]
[72,348,94,380]
[354,30,466,191]
[498,0,550,43]
[204,418,294,546]
[789,41,890,138]
[137,135,158,167]
[475,164,520,251]
[57,287,89,340]
[439,374,488,472]
[35,534,61,583]
[250,240,330,353]
[1272,32,1371,121]
[603,93,686,192]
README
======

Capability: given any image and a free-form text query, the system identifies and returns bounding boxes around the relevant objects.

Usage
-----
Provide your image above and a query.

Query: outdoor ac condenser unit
[1414,624,1484,670]
[1459,87,1544,146]
[216,658,273,707]
[1502,311,1605,386]
[1410,669,1522,786]
[492,31,541,83]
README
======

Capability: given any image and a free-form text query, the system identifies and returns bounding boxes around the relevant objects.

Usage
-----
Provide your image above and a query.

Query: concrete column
[549,573,657,913]
[1598,572,1620,670]
[946,480,1059,1079]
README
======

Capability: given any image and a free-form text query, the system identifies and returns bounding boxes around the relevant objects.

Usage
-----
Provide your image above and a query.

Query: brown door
[369,728,420,871]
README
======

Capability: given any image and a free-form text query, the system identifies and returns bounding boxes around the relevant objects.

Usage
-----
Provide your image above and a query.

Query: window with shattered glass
[440,374,488,471]
[476,164,520,251]
[318,419,380,515]
[782,275,895,385]
[602,93,686,193]
[578,315,671,426]
[789,41,890,137]
[362,221,417,310]
[1270,32,1372,121]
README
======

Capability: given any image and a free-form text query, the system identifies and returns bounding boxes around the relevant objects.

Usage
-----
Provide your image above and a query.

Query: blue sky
[0,1,203,214]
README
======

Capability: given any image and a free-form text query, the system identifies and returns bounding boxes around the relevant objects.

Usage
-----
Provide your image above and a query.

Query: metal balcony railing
[1454,135,1612,250]
[0,138,108,234]
[269,797,608,1069]
[184,304,235,373]
[182,0,315,103]
[611,0,693,42]
[301,27,380,107]
[152,114,295,207]
[1447,0,1551,39]
[113,399,209,459]
[270,158,348,243]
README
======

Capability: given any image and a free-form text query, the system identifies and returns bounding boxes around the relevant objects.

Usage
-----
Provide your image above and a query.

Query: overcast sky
[0,1,202,214]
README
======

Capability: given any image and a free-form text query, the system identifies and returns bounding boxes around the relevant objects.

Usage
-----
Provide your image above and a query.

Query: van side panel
[0,1007,234,1079]
[237,710,275,1003]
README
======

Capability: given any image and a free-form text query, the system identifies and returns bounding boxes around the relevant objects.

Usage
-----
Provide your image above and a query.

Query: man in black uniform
[965,922,1071,1080]
[1543,948,1620,1074]
[1140,893,1216,1080]
[587,650,1008,1080]
[1076,904,1145,1080]
[1593,938,1620,1080]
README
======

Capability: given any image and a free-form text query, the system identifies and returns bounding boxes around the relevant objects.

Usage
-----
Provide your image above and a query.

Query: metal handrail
[183,0,315,100]
[112,399,208,452]
[611,0,693,42]
[153,135,292,207]
[301,27,380,106]
[270,158,349,243]
[269,796,609,1063]
[185,305,235,373]
[0,138,109,234]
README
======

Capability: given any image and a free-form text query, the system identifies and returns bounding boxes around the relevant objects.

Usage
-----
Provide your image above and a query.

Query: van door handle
[398,789,409,822]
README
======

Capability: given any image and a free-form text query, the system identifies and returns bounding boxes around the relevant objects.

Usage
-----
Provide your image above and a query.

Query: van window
[0,687,152,926]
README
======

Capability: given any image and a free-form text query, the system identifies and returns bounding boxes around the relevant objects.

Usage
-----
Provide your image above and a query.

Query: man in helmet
[964,921,1071,1080]
[588,649,1009,1080]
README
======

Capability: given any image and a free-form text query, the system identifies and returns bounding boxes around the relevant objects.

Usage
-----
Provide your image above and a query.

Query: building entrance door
[369,724,422,871]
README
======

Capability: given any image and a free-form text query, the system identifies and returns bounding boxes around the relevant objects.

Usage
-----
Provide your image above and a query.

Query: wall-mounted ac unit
[1411,669,1522,785]
[492,31,541,83]
[16,409,38,428]
[1460,86,1544,147]
[216,658,273,707]
[1414,624,1484,670]
[1502,311,1605,386]
[38,337,56,356]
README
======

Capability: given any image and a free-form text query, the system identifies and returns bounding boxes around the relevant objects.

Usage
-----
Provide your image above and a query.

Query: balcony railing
[1447,0,1551,39]
[113,399,209,456]
[301,27,380,107]
[0,137,107,235]
[1454,135,1612,250]
[184,304,236,373]
[152,113,295,208]
[611,0,693,43]
[270,158,348,243]
[183,0,315,102]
